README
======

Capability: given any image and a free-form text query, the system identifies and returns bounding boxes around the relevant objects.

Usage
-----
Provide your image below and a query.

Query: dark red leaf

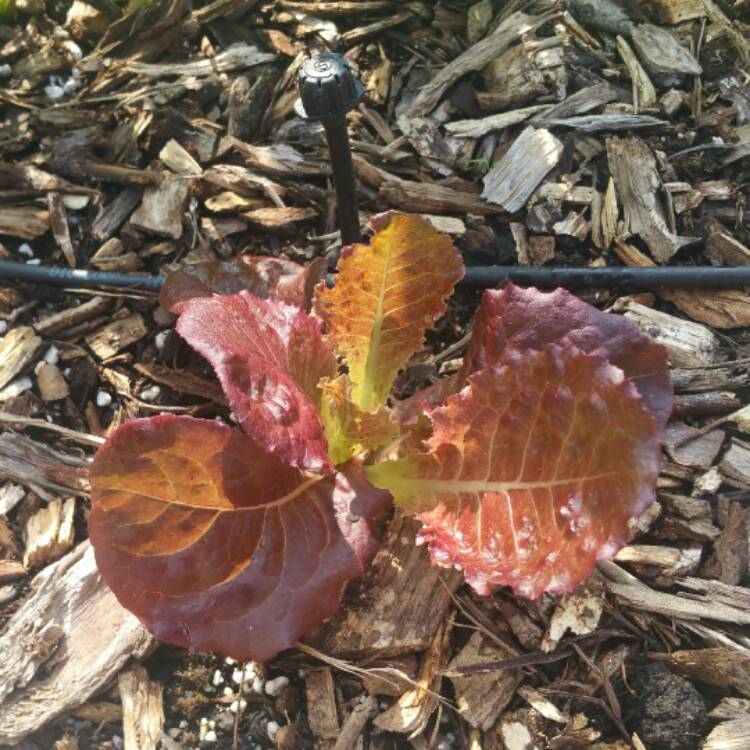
[397,284,672,432]
[160,256,327,314]
[89,415,390,662]
[177,291,337,473]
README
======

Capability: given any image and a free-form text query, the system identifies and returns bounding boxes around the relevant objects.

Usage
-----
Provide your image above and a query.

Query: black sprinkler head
[295,53,364,122]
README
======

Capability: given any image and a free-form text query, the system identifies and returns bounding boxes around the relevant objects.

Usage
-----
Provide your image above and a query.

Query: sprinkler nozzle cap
[295,53,364,121]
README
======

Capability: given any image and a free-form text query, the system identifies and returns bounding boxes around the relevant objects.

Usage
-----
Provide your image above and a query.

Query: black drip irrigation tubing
[2,259,750,293]
[4,54,750,296]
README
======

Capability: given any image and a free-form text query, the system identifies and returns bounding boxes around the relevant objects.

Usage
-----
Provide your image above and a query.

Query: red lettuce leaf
[161,256,327,314]
[367,345,660,599]
[89,415,390,662]
[397,284,672,432]
[177,291,337,473]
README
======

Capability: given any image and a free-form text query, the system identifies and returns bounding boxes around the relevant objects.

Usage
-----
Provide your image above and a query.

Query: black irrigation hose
[4,54,749,296]
[2,259,750,293]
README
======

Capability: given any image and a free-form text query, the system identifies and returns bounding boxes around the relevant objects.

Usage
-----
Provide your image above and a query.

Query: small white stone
[297,668,308,679]
[0,321,7,335]
[112,736,123,750]
[17,243,33,257]
[140,385,161,402]
[264,675,289,697]
[204,730,217,743]
[44,84,65,100]
[44,346,60,365]
[155,330,169,350]
[231,668,244,685]
[212,669,224,686]
[96,390,112,407]
[224,656,236,665]
[199,717,209,741]
[712,135,725,145]
[266,721,280,741]
[178,719,189,729]
[25,258,42,266]
[64,40,83,61]
[63,78,78,95]
[251,676,264,694]
[0,376,32,400]
[229,699,247,714]
[0,64,11,78]
[223,686,234,697]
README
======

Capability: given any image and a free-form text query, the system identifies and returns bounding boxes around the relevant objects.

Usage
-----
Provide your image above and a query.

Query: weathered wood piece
[531,82,619,125]
[647,0,705,23]
[631,24,702,76]
[125,44,276,77]
[406,11,558,117]
[549,114,666,131]
[91,188,142,242]
[720,439,750,486]
[228,138,330,179]
[23,497,76,569]
[622,302,722,368]
[445,105,547,138]
[0,559,25,583]
[599,562,750,626]
[37,364,70,402]
[607,137,695,262]
[379,179,505,216]
[617,35,657,112]
[159,139,202,177]
[305,668,340,740]
[130,178,188,239]
[706,221,750,266]
[47,193,76,268]
[479,44,547,112]
[0,206,50,240]
[0,326,42,391]
[309,516,461,658]
[243,206,316,232]
[119,665,165,750]
[0,542,153,745]
[482,127,563,212]
[0,431,90,495]
[34,296,111,337]
[84,312,148,360]
[448,633,520,730]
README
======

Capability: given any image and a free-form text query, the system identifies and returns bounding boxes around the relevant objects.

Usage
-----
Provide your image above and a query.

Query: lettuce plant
[89,212,672,661]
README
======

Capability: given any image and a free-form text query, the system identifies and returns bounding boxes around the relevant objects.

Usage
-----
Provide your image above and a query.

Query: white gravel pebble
[64,40,83,60]
[178,720,188,729]
[223,686,234,697]
[224,657,236,665]
[0,377,32,400]
[44,346,60,365]
[154,330,169,350]
[0,64,11,78]
[231,668,244,685]
[112,736,123,750]
[212,669,224,686]
[204,730,218,743]
[96,390,112,408]
[140,385,161,402]
[251,676,264,694]
[0,321,7,335]
[264,675,289,697]
[44,84,65,99]
[17,243,33,257]
[229,699,247,714]
[266,721,280,741]
[25,259,42,266]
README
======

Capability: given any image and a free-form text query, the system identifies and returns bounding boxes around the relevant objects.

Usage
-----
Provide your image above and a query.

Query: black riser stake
[296,53,363,247]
